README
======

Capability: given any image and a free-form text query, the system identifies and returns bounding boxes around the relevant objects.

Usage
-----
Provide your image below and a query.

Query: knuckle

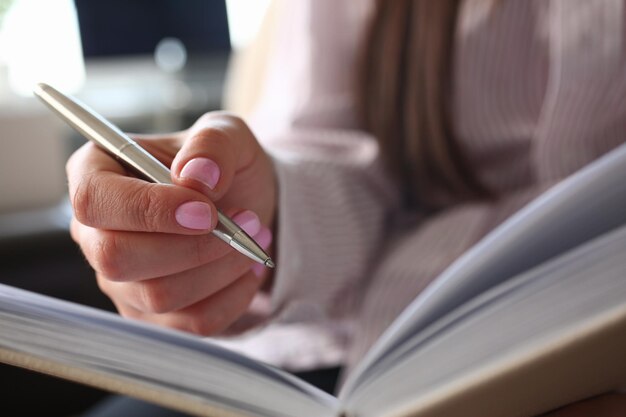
[195,125,231,147]
[188,313,223,336]
[117,305,141,320]
[221,113,255,145]
[71,174,97,226]
[197,111,241,127]
[196,112,214,124]
[221,113,246,129]
[69,218,81,244]
[65,144,90,179]
[91,232,125,280]
[193,114,240,143]
[135,280,173,314]
[95,273,111,297]
[135,185,170,232]
[192,236,213,265]
[65,151,79,178]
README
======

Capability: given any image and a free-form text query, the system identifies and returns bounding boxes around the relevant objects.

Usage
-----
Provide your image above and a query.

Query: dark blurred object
[0,230,115,417]
[72,0,231,133]
[74,0,230,59]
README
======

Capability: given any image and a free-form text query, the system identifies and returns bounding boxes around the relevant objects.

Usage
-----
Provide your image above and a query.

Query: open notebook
[1,143,626,417]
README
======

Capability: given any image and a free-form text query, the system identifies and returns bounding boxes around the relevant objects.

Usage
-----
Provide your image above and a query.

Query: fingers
[67,143,218,234]
[99,250,257,314]
[113,271,263,336]
[71,220,229,281]
[71,209,263,281]
[171,112,260,201]
[66,113,277,337]
[132,134,183,167]
[95,225,273,336]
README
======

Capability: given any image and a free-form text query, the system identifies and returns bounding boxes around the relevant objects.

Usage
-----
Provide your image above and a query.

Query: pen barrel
[35,83,273,267]
[119,146,267,264]
[118,144,173,184]
[214,213,269,265]
[118,146,236,248]
[35,83,131,156]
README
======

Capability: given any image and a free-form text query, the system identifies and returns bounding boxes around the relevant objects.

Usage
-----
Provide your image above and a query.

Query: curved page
[341,143,626,397]
[344,224,626,417]
[0,285,338,417]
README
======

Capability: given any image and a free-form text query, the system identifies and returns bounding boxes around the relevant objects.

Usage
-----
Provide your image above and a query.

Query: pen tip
[265,259,276,269]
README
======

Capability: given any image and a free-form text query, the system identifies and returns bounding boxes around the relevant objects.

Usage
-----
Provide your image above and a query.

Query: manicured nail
[251,263,265,278]
[180,157,220,190]
[232,210,261,237]
[175,201,213,230]
[255,227,273,250]
[251,227,273,278]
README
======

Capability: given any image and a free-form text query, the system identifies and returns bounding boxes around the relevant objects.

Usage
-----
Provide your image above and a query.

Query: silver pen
[35,83,275,268]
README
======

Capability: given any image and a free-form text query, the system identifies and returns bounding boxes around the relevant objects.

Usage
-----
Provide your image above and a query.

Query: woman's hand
[66,112,276,335]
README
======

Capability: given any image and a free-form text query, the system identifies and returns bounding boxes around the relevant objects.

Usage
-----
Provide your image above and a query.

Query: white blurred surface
[0,1,230,238]
[0,0,85,96]
[226,0,272,50]
[0,102,68,213]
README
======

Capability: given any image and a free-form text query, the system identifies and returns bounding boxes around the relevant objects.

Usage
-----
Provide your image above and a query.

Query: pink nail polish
[250,228,273,277]
[255,227,273,250]
[180,158,220,190]
[175,201,212,230]
[251,263,265,278]
[232,210,261,237]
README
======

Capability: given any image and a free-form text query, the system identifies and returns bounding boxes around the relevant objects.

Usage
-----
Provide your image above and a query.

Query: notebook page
[345,223,626,417]
[0,285,338,417]
[341,143,626,397]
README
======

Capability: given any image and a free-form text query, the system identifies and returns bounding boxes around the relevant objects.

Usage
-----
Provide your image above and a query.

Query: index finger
[66,143,218,234]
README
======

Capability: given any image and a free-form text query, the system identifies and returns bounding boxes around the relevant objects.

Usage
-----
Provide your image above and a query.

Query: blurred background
[0,0,271,415]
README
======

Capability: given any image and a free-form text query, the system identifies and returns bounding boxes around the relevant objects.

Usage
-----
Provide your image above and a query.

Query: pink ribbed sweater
[214,0,626,374]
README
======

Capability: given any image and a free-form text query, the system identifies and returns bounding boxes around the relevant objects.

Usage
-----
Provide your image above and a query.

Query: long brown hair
[358,0,488,210]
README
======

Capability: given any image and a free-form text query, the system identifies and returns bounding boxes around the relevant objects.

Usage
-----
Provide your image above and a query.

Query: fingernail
[180,158,220,190]
[232,210,261,237]
[251,228,273,278]
[255,227,273,250]
[251,263,265,278]
[175,201,213,230]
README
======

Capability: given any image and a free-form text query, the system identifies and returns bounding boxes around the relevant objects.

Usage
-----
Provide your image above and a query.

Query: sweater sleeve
[265,128,399,319]
[534,0,626,182]
[243,0,395,320]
